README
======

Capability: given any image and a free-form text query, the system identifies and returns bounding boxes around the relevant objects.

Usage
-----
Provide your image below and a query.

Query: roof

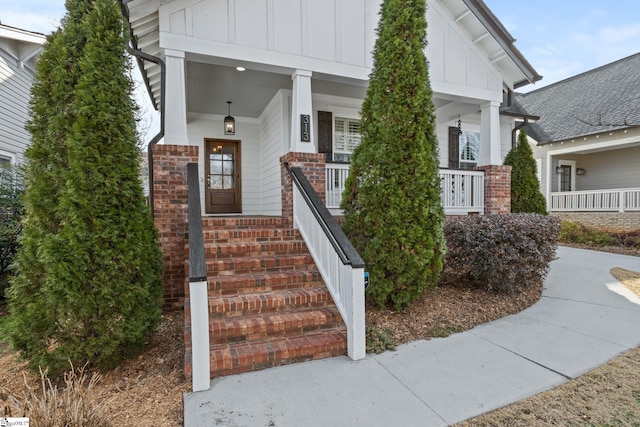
[515,52,640,144]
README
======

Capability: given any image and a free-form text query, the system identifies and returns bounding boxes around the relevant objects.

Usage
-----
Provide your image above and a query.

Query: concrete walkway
[184,246,640,426]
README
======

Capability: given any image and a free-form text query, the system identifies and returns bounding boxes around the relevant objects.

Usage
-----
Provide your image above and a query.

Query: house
[515,53,640,231]
[121,0,540,390]
[0,24,46,164]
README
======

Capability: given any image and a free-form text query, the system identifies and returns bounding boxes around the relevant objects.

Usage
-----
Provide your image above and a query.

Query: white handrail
[288,165,365,361]
[550,188,640,212]
[326,164,485,214]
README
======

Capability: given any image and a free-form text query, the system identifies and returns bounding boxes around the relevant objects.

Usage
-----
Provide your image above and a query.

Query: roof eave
[462,0,542,87]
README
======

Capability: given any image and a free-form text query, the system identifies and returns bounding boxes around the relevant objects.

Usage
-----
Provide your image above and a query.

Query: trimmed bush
[504,130,547,214]
[441,214,560,293]
[7,0,163,376]
[341,0,445,310]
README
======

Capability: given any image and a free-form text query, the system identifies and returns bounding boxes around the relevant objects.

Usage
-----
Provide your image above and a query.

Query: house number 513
[300,114,310,142]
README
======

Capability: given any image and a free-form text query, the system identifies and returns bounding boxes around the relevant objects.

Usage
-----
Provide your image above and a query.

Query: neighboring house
[121,0,540,389]
[0,24,46,164]
[515,53,640,231]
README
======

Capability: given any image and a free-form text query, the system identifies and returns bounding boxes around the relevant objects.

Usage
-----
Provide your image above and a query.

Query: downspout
[120,0,165,217]
[512,118,528,148]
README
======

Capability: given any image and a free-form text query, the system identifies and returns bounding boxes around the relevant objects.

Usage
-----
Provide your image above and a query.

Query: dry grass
[0,312,188,426]
[2,363,107,427]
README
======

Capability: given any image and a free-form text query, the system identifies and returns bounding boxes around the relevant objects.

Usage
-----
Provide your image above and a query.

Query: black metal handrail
[187,163,207,282]
[284,162,364,268]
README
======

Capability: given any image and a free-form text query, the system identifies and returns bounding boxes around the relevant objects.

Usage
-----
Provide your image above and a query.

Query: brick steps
[209,329,347,378]
[209,270,324,295]
[190,215,347,380]
[205,240,309,258]
[210,306,343,344]
[209,287,334,317]
[207,254,316,275]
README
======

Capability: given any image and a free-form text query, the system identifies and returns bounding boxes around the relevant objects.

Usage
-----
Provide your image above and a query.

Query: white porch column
[290,70,315,153]
[479,101,502,166]
[164,49,189,145]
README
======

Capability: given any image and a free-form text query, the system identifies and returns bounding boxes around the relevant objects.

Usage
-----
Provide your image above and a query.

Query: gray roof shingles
[514,52,640,144]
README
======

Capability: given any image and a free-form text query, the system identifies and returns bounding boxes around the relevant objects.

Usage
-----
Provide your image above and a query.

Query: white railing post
[189,281,210,392]
[348,267,366,360]
[620,190,625,212]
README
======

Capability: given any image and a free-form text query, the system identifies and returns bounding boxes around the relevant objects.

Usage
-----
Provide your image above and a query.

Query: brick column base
[481,165,512,215]
[280,152,326,225]
[151,144,199,311]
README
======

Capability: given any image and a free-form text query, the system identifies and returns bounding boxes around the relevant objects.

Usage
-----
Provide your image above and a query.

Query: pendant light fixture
[224,101,235,135]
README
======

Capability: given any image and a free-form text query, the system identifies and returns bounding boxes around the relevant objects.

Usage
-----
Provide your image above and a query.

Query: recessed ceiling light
[236,66,246,72]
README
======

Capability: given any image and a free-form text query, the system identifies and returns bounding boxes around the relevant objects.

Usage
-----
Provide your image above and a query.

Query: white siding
[0,54,34,162]
[258,90,288,215]
[186,113,261,215]
[161,0,379,78]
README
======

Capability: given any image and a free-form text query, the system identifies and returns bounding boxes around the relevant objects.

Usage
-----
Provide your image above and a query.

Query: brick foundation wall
[481,165,511,215]
[151,144,199,312]
[551,211,640,232]
[281,152,326,224]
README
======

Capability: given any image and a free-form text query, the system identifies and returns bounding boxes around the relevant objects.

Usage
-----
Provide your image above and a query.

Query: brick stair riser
[203,229,301,244]
[207,255,317,276]
[209,331,347,378]
[209,307,343,344]
[204,241,309,259]
[209,271,324,295]
[201,217,289,230]
[208,288,335,318]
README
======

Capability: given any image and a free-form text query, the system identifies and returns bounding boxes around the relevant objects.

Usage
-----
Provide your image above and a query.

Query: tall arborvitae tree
[341,0,445,310]
[504,130,547,214]
[8,0,163,375]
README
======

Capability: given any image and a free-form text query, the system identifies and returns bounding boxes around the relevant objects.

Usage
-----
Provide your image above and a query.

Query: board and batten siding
[0,54,35,162]
[258,90,289,216]
[160,0,504,99]
[186,113,261,215]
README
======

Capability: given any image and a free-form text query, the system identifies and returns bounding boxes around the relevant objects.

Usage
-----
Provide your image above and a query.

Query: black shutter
[448,126,460,169]
[318,111,332,162]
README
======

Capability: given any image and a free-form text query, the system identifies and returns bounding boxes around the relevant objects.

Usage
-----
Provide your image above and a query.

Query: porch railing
[550,187,640,212]
[285,163,366,361]
[325,164,485,214]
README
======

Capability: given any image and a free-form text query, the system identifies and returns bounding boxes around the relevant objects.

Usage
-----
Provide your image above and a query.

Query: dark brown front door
[205,139,241,214]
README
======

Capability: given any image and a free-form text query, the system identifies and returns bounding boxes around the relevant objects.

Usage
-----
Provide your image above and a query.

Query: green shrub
[560,221,616,246]
[441,214,560,293]
[0,165,23,299]
[7,0,162,376]
[504,130,547,214]
[341,0,445,310]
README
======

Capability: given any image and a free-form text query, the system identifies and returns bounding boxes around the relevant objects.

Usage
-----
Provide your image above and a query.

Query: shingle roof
[515,52,640,144]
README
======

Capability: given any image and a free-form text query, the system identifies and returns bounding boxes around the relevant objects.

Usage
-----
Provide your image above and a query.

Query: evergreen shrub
[441,214,560,293]
[504,130,547,214]
[0,165,23,299]
[7,0,163,375]
[341,0,446,310]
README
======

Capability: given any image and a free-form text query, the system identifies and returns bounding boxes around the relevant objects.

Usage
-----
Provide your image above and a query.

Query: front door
[205,139,241,214]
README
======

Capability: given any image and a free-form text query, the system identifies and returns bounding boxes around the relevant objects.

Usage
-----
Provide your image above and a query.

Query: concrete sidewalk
[184,246,640,426]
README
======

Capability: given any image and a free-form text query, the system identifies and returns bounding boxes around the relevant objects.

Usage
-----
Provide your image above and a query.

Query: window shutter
[448,126,460,169]
[318,111,332,161]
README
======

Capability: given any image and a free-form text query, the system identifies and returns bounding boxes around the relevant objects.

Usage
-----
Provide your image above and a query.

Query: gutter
[119,0,165,217]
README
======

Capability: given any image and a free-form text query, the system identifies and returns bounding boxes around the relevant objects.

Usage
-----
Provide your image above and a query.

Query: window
[459,131,479,169]
[333,117,360,163]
